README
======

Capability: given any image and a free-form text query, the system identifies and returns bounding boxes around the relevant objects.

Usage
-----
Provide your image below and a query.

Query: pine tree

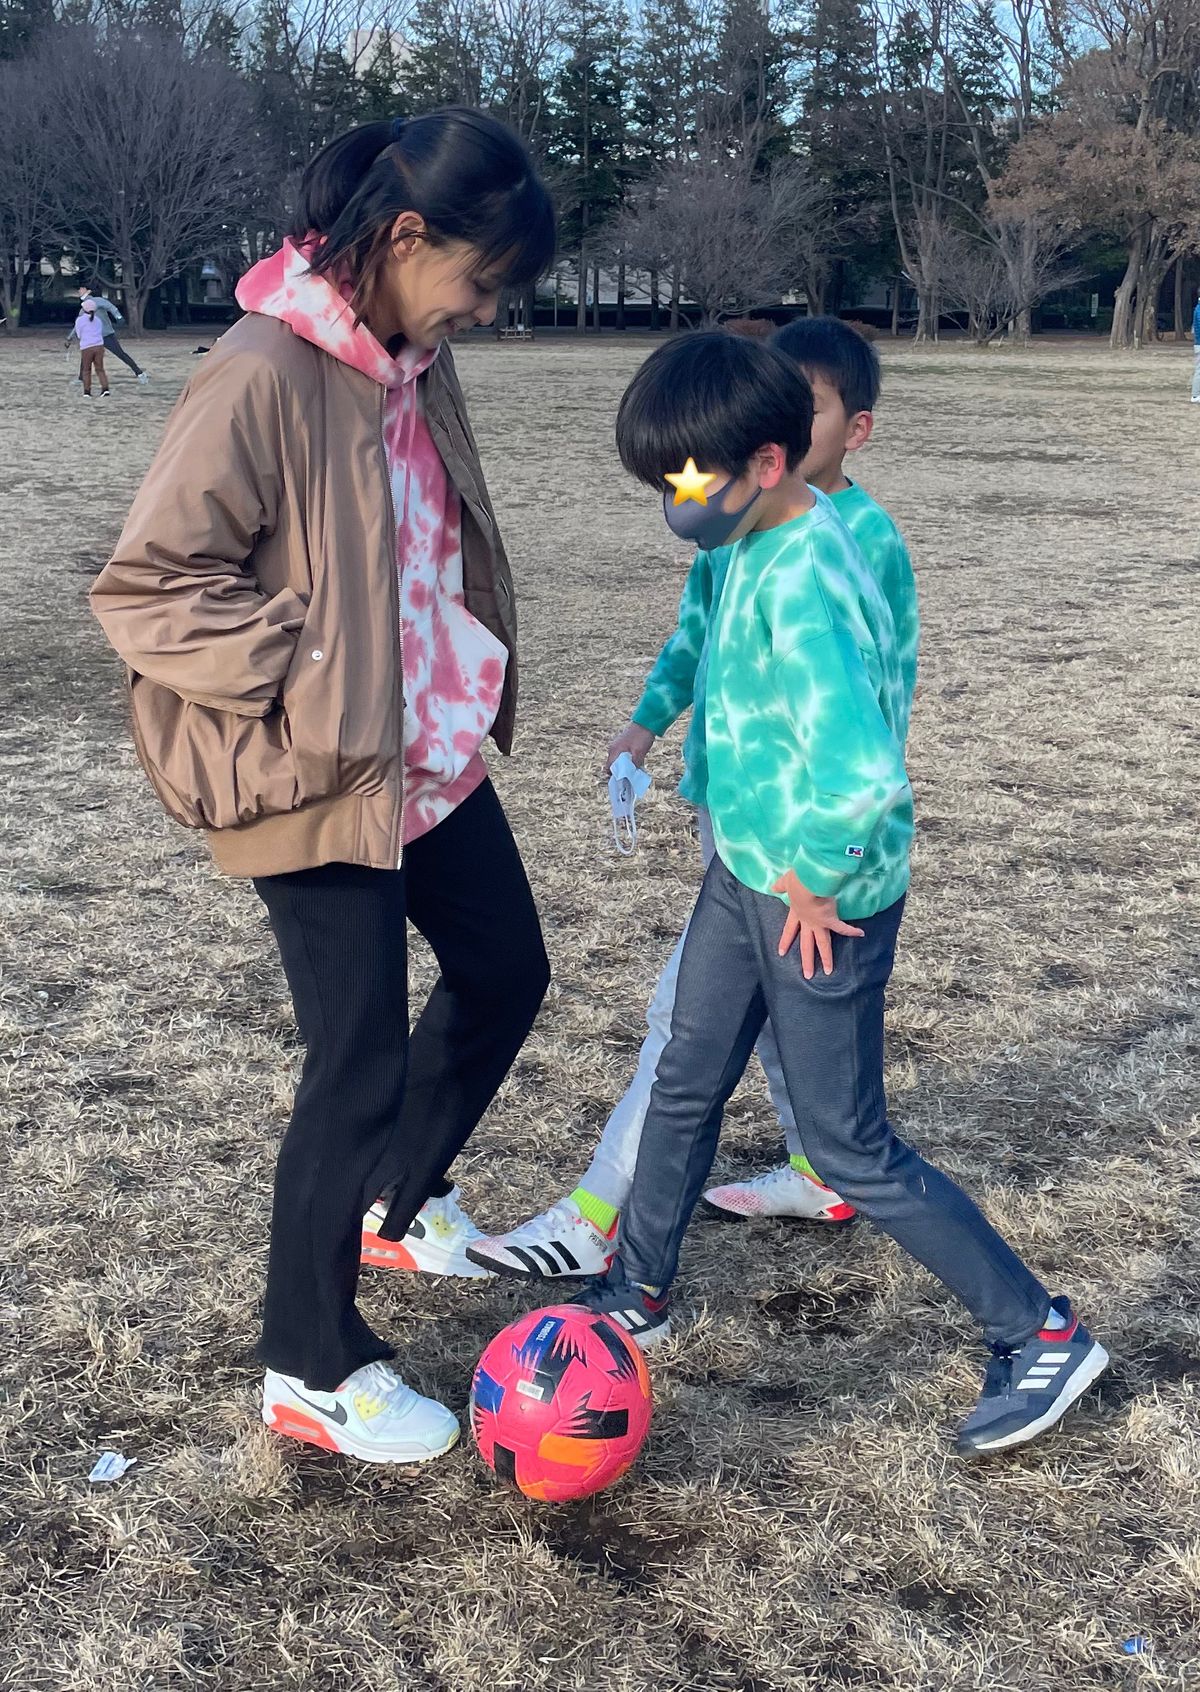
[402,0,486,112]
[795,0,887,309]
[549,0,628,328]
[712,0,795,169]
[358,32,405,123]
[0,0,52,59]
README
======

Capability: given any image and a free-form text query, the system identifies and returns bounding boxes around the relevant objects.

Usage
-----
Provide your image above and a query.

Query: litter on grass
[88,1452,136,1483]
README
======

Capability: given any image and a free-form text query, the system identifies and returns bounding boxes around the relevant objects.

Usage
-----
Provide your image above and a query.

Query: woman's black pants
[253,779,549,1389]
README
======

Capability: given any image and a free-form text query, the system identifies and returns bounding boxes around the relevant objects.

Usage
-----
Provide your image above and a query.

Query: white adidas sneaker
[361,1185,494,1279]
[466,1194,618,1280]
[262,1360,459,1464]
[702,1163,856,1223]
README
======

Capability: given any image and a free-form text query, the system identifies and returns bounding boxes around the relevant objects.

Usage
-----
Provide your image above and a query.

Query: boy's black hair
[771,316,881,415]
[615,330,814,489]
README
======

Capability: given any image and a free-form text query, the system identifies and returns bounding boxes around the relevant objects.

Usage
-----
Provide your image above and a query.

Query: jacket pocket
[128,672,304,830]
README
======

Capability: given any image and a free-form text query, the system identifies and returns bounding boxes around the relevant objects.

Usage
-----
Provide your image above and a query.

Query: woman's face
[376,214,506,349]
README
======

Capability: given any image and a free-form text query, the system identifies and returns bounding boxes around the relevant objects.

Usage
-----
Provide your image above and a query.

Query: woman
[91,109,556,1465]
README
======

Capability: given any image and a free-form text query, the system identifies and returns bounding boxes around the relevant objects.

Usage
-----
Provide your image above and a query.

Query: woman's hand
[772,869,864,980]
[606,721,656,773]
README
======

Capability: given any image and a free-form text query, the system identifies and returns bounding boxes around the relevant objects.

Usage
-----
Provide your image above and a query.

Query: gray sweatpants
[619,853,1052,1350]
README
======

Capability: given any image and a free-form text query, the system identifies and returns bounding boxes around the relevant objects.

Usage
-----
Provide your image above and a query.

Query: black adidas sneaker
[568,1264,671,1351]
[956,1296,1109,1455]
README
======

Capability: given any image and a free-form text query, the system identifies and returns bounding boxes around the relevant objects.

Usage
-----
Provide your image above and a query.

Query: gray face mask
[662,477,761,549]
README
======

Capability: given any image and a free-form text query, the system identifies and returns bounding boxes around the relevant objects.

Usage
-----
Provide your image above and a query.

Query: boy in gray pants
[570,329,1109,1457]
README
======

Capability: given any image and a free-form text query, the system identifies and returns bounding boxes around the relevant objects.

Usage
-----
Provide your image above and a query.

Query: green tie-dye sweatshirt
[632,481,918,822]
[703,490,912,919]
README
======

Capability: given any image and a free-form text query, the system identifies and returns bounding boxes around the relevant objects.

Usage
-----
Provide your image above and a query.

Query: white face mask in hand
[608,752,652,856]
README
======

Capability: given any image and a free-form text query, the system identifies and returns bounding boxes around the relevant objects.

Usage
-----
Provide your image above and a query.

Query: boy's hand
[772,870,865,980]
[606,722,656,772]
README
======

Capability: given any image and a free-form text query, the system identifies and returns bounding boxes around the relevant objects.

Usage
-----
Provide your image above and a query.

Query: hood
[235,238,437,391]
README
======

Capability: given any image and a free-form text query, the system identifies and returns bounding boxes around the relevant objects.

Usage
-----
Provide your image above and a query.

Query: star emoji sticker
[665,457,718,507]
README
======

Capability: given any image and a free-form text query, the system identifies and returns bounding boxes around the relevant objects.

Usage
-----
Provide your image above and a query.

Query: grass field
[1,329,1199,1692]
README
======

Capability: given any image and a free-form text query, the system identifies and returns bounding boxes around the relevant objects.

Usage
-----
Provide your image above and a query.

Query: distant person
[1192,291,1200,403]
[66,284,149,385]
[71,297,109,398]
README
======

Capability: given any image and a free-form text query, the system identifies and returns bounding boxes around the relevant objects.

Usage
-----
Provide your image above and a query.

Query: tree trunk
[891,280,900,337]
[591,262,601,333]
[126,288,147,336]
[669,271,680,332]
[1110,225,1148,350]
[1173,255,1186,339]
[1,262,20,331]
[616,262,626,333]
[576,250,587,332]
[1140,268,1166,345]
[649,266,660,331]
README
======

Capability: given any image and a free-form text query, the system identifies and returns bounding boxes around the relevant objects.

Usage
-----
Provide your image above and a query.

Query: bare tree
[1000,0,1200,347]
[1000,92,1200,346]
[615,142,831,325]
[940,209,1078,338]
[40,29,258,333]
[488,0,566,144]
[0,60,55,333]
[869,0,959,341]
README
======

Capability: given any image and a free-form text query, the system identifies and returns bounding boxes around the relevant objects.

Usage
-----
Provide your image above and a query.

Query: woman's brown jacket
[90,312,517,877]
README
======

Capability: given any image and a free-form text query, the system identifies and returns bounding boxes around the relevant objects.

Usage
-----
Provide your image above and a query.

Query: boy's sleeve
[631,549,714,736]
[772,626,910,898]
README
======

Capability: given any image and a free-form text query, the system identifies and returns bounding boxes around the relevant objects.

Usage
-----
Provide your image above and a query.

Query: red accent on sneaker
[266,1406,341,1451]
[361,1229,419,1271]
[643,1293,669,1315]
[825,1201,857,1222]
[1038,1315,1079,1343]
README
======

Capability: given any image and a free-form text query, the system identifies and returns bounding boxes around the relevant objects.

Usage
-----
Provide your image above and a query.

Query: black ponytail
[290,107,557,321]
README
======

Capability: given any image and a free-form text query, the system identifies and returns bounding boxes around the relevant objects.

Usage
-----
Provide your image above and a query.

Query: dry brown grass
[1,329,1199,1692]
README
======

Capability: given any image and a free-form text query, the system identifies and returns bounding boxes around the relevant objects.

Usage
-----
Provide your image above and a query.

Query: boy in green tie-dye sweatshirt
[562,330,1107,1457]
[471,321,915,1276]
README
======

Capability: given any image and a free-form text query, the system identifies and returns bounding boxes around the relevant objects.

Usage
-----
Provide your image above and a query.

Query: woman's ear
[389,212,427,256]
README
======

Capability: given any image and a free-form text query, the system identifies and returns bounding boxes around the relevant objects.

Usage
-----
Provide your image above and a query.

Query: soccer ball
[470,1304,653,1502]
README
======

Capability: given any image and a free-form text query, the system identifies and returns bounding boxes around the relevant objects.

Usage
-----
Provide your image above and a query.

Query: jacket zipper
[379,384,406,867]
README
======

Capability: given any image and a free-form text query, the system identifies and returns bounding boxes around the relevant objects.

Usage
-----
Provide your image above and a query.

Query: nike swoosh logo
[289,1388,348,1426]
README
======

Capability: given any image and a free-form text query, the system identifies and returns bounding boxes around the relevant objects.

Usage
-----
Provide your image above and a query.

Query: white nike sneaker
[702,1163,856,1223]
[466,1194,618,1280]
[262,1360,459,1463]
[361,1185,494,1278]
[137,370,150,385]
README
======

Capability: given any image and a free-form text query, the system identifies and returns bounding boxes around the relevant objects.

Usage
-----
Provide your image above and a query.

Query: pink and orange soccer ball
[470,1305,653,1502]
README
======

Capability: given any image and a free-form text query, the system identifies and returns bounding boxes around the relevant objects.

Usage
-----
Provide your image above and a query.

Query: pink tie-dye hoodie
[236,239,508,848]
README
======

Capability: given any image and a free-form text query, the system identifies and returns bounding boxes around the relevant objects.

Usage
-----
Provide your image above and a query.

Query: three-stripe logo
[1016,1350,1071,1391]
[507,1239,581,1277]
